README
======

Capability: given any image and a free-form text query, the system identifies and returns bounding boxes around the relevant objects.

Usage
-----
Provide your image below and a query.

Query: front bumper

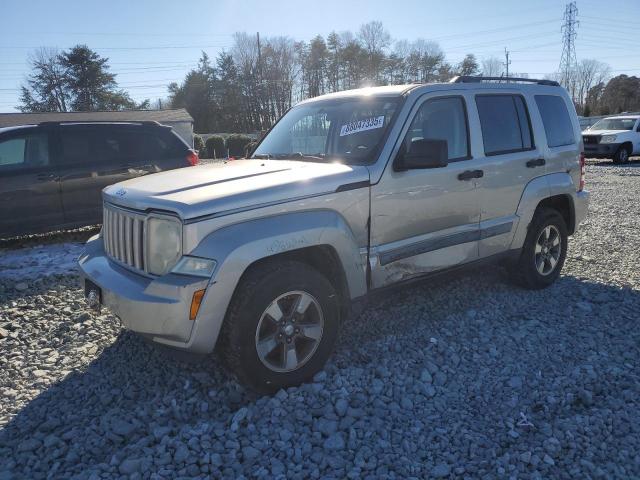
[78,234,210,349]
[584,142,621,158]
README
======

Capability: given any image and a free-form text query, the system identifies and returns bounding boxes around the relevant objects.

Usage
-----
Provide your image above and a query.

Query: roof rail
[450,76,560,87]
[38,120,163,127]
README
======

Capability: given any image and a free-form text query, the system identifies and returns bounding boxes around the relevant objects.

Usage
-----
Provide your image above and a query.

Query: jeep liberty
[79,76,590,392]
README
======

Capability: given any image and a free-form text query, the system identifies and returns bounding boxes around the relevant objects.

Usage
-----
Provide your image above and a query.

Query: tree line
[17,22,639,130]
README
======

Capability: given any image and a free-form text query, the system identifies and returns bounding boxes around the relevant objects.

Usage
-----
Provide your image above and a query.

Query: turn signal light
[189,289,206,320]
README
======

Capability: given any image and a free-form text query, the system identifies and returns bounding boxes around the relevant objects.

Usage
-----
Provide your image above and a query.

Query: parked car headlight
[171,256,217,278]
[147,217,182,276]
[600,135,617,144]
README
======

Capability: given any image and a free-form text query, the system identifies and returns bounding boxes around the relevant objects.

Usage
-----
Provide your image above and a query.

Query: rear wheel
[220,261,340,393]
[613,145,630,164]
[509,208,568,289]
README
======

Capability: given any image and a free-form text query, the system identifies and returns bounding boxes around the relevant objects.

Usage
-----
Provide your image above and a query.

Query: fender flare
[185,210,367,353]
[510,172,577,250]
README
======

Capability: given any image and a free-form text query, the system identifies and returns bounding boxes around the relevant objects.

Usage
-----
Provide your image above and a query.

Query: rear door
[470,92,545,257]
[0,127,63,237]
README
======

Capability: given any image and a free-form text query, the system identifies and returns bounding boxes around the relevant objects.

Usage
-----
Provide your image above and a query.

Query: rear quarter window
[534,95,576,148]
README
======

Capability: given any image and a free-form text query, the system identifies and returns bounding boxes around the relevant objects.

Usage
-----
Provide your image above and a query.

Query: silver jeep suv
[79,76,589,392]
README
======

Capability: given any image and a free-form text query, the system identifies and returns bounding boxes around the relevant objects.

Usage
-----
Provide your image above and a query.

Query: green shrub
[226,134,252,158]
[205,135,226,159]
[193,135,205,156]
[245,140,258,158]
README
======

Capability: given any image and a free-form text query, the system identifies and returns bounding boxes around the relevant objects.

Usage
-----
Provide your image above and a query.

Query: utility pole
[503,48,511,79]
[256,32,263,129]
[559,1,579,99]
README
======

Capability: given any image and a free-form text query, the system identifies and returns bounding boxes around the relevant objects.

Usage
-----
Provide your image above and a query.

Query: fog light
[190,289,206,320]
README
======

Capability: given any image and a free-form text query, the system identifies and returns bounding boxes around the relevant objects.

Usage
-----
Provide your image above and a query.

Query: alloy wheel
[254,290,324,372]
[534,225,562,276]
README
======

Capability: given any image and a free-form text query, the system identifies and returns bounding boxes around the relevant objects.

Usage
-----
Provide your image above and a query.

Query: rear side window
[535,95,576,147]
[0,132,49,170]
[476,95,534,156]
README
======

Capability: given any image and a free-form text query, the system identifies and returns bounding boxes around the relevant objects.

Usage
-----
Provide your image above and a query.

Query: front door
[0,128,63,237]
[369,93,482,288]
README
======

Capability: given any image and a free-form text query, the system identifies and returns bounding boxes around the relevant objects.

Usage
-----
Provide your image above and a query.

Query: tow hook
[86,289,101,314]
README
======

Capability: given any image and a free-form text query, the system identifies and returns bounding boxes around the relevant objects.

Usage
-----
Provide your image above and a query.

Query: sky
[1,0,639,112]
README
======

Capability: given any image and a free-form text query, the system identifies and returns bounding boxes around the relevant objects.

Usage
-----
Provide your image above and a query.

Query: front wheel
[613,145,630,164]
[509,208,568,289]
[219,261,340,393]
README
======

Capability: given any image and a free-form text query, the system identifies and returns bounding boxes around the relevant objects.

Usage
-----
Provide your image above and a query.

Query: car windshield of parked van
[590,118,636,131]
[252,97,401,165]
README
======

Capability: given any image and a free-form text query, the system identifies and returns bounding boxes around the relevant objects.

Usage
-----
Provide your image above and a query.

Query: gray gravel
[1,161,639,479]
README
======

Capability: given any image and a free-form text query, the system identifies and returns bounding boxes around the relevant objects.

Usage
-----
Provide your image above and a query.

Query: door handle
[458,170,484,181]
[526,158,546,168]
[36,172,58,181]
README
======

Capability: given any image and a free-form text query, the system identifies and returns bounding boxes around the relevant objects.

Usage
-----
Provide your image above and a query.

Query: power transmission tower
[503,48,511,79]
[559,1,579,96]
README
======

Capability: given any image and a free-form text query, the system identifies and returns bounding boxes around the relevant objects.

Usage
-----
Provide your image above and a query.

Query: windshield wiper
[278,152,326,161]
[252,153,272,159]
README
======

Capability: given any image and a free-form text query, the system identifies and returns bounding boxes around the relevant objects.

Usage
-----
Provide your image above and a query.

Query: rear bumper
[574,190,590,229]
[584,142,621,158]
[78,235,210,349]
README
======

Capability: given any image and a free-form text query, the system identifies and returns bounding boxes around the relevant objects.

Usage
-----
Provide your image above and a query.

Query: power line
[0,44,231,51]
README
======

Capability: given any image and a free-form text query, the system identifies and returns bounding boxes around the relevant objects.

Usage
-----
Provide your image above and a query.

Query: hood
[103,159,370,220]
[583,129,629,136]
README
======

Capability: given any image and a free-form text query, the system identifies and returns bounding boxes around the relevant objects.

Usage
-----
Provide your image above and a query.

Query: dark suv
[0,121,197,238]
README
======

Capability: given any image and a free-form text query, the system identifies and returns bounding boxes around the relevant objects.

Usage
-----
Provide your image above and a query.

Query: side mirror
[394,139,449,171]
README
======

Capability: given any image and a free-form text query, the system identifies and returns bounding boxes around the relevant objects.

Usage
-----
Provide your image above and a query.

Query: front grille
[103,204,146,271]
[583,135,600,145]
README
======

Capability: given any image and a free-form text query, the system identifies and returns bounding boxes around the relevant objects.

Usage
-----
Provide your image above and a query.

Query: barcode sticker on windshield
[339,116,385,136]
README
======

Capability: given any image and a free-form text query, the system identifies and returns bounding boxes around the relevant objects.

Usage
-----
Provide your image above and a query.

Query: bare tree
[357,21,391,84]
[481,56,504,77]
[19,47,69,112]
[574,59,610,114]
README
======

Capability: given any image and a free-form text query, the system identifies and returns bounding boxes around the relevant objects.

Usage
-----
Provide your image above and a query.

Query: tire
[613,145,630,164]
[509,208,568,290]
[219,260,340,393]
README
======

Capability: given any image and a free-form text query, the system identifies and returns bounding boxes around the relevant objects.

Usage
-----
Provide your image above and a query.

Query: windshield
[590,118,637,131]
[252,97,401,164]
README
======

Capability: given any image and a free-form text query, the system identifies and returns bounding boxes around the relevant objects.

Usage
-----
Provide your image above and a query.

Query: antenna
[559,1,579,99]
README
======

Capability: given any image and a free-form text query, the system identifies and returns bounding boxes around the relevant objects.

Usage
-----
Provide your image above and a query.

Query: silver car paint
[102,159,370,221]
[79,81,590,354]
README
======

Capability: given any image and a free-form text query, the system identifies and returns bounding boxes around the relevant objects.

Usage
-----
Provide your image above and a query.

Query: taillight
[186,150,199,166]
[578,152,585,191]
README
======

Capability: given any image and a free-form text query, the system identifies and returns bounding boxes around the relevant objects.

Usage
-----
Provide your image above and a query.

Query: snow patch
[0,243,84,281]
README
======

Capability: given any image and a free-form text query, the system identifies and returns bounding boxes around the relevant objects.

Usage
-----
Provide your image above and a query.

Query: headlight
[600,135,617,144]
[171,256,217,278]
[147,216,182,275]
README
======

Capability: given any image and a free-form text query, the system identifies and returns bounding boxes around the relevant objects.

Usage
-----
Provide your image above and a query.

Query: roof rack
[38,120,163,126]
[450,76,560,87]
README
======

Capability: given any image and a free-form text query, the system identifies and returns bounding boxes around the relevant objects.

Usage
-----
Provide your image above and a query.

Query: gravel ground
[0,162,639,479]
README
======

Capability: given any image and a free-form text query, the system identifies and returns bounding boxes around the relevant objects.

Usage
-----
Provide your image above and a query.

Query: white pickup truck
[582,115,640,163]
